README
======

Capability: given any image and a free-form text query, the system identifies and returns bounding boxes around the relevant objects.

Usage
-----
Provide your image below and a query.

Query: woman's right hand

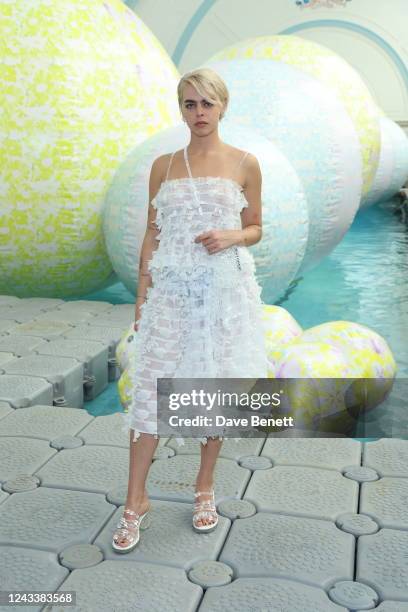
[134,297,146,332]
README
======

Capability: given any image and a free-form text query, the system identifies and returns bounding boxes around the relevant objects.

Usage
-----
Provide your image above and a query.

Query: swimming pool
[270,197,408,441]
[271,198,407,377]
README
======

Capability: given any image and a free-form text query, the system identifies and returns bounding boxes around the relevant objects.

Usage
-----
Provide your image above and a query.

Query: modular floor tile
[0,405,407,611]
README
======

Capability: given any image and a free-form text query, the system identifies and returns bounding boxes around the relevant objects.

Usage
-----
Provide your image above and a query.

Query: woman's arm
[134,156,166,324]
[236,152,262,247]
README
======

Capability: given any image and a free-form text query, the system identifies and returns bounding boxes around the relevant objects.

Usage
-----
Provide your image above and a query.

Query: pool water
[269,198,408,379]
[83,198,408,439]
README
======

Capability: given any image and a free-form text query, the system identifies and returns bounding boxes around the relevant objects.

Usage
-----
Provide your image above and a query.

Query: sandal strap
[116,507,149,531]
[123,506,150,518]
[194,490,214,497]
[114,526,135,539]
[194,500,216,510]
[116,516,140,530]
[123,507,144,517]
[194,508,217,517]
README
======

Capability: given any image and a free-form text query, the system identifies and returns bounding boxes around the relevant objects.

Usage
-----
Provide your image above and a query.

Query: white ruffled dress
[122,147,268,445]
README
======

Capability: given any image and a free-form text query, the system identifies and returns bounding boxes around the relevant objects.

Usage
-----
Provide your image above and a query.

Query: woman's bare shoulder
[232,147,259,170]
[151,153,170,169]
[151,150,182,175]
[227,144,255,163]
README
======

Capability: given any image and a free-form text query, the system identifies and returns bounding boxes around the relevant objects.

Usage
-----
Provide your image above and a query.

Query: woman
[113,67,267,553]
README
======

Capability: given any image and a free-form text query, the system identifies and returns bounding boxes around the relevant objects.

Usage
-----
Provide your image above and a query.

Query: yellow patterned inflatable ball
[117,366,134,415]
[299,321,396,378]
[270,341,351,432]
[115,322,137,374]
[209,35,381,198]
[262,304,303,345]
[299,321,396,412]
[274,340,350,379]
[0,0,180,297]
[262,304,303,376]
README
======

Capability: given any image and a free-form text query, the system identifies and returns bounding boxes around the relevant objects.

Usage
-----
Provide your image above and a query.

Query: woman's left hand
[194,229,241,254]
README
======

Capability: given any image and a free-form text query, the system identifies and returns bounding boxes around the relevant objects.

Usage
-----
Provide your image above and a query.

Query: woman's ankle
[195,479,214,492]
[126,491,149,506]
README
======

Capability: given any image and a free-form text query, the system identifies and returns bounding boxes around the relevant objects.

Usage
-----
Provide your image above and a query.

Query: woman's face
[181,83,222,133]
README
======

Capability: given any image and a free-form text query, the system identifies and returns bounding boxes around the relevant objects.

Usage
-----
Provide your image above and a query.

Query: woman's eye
[185,101,212,108]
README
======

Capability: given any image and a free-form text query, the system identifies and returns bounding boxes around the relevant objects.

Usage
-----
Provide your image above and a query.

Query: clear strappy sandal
[193,490,219,533]
[112,506,151,553]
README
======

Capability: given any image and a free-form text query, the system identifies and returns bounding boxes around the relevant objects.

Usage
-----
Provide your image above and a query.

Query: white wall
[129,0,408,121]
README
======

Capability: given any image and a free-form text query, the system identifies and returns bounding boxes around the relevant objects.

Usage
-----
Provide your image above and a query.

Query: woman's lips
[195,122,207,126]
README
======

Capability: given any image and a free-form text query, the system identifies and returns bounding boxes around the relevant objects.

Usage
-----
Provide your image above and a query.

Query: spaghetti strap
[234,151,249,174]
[184,146,193,180]
[165,152,176,181]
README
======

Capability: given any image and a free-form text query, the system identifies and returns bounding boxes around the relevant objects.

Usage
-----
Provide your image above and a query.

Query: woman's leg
[195,437,223,527]
[114,430,160,548]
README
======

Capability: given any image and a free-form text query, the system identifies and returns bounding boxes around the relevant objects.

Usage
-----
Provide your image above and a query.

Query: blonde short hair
[177,67,229,120]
